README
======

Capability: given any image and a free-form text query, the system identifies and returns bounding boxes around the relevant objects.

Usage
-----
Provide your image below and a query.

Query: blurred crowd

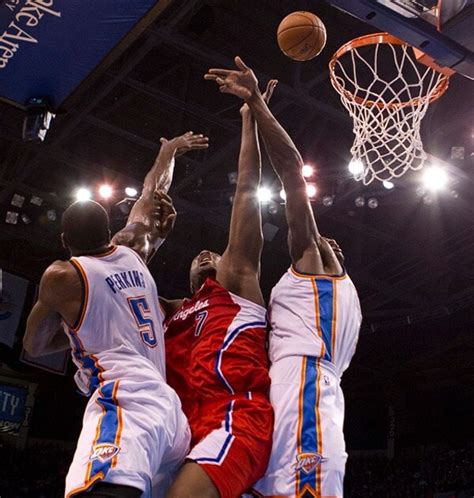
[345,447,474,498]
[0,440,473,497]
[0,441,71,498]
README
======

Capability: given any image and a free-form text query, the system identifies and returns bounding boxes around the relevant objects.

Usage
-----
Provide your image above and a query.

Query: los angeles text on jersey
[105,270,146,294]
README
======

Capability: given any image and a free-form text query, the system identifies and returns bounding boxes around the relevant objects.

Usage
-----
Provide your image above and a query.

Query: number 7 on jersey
[128,296,157,348]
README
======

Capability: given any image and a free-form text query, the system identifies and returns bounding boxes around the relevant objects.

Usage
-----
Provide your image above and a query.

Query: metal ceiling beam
[118,75,240,134]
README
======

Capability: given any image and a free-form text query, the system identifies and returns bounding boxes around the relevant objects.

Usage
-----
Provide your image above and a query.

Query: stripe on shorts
[296,357,323,497]
[194,400,236,465]
[88,381,122,481]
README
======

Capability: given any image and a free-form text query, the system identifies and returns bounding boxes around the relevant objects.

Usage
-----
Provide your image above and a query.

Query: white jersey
[253,267,362,497]
[63,245,190,498]
[64,245,166,394]
[268,266,362,376]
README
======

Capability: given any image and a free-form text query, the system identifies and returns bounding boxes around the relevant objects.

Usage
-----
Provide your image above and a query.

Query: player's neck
[71,244,113,257]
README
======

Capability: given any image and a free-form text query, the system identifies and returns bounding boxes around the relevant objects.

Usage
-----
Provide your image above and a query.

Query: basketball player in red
[147,82,278,498]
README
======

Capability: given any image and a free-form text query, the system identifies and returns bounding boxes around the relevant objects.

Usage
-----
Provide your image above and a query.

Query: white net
[330,34,449,184]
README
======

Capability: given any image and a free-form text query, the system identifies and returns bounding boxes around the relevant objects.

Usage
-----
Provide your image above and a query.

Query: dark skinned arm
[24,261,80,357]
[216,81,276,306]
[205,57,342,276]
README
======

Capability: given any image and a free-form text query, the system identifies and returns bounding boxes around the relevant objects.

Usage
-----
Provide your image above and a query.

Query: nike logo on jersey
[105,270,146,294]
[173,299,209,321]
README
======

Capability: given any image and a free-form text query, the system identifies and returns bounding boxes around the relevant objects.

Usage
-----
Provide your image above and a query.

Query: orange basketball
[277,11,327,61]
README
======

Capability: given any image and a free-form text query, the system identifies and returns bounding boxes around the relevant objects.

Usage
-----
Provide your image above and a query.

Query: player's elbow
[22,331,37,357]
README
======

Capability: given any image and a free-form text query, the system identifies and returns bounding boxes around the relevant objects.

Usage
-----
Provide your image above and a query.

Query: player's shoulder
[42,260,79,288]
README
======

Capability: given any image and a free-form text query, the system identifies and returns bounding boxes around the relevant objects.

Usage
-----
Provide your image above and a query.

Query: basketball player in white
[23,132,208,498]
[206,58,362,498]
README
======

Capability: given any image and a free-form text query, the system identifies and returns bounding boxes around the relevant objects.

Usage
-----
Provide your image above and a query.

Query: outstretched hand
[205,56,260,101]
[240,79,278,116]
[160,131,209,157]
[152,190,177,239]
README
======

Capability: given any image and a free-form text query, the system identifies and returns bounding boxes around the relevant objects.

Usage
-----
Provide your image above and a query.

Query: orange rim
[329,32,450,109]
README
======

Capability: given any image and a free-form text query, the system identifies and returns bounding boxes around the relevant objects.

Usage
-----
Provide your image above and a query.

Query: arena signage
[0,385,28,435]
[0,0,163,110]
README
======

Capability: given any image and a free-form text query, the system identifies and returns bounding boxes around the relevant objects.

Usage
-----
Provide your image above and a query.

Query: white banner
[0,270,29,347]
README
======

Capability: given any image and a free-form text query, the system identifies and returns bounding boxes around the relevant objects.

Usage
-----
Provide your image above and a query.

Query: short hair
[61,200,110,251]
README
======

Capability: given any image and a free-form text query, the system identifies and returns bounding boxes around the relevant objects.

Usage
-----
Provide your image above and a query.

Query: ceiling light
[322,195,333,207]
[30,195,43,206]
[125,187,138,197]
[348,159,364,175]
[257,187,272,204]
[422,166,448,191]
[368,197,379,209]
[268,201,279,215]
[383,180,394,190]
[5,211,18,224]
[355,196,365,207]
[306,184,317,198]
[75,188,92,202]
[11,194,25,208]
[99,185,113,199]
[279,189,286,201]
[21,213,32,224]
[302,164,314,178]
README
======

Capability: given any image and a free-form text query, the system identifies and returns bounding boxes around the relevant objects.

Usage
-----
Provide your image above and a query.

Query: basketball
[277,11,327,61]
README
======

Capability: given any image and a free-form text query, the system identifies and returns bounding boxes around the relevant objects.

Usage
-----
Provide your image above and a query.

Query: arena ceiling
[1,0,473,335]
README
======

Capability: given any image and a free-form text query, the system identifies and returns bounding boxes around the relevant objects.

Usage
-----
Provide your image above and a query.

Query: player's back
[269,267,362,376]
[64,245,166,394]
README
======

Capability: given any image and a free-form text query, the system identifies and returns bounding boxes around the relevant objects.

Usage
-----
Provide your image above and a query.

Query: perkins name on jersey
[105,270,146,294]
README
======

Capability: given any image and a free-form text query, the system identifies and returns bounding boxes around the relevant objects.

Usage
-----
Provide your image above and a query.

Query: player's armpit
[216,260,264,307]
[159,297,184,320]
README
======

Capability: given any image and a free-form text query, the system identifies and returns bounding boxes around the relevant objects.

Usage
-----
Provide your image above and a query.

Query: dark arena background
[0,1,473,497]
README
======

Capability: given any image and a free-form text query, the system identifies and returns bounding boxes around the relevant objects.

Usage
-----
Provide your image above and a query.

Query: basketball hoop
[329,33,451,184]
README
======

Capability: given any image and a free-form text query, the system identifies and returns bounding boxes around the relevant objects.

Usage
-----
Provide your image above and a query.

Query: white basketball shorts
[65,378,190,498]
[252,356,347,498]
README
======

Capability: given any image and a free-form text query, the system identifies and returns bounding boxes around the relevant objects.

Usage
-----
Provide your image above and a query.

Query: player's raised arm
[112,190,177,263]
[205,57,342,276]
[216,81,276,307]
[127,132,208,227]
[112,132,208,261]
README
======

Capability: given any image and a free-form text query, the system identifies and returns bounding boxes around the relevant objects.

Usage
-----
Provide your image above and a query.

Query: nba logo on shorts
[294,452,322,474]
[90,443,120,462]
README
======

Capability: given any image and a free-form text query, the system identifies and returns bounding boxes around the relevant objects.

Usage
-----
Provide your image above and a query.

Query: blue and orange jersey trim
[290,265,347,281]
[89,245,118,259]
[68,258,89,332]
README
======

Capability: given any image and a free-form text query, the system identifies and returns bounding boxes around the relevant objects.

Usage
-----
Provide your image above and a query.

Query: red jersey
[165,278,271,441]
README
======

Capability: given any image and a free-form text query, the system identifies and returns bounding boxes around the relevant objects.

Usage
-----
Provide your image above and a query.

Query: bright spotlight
[125,187,138,197]
[76,188,91,202]
[257,187,272,204]
[279,189,286,201]
[348,159,364,175]
[99,185,113,199]
[422,166,448,191]
[306,184,317,198]
[302,164,314,178]
[383,180,394,190]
